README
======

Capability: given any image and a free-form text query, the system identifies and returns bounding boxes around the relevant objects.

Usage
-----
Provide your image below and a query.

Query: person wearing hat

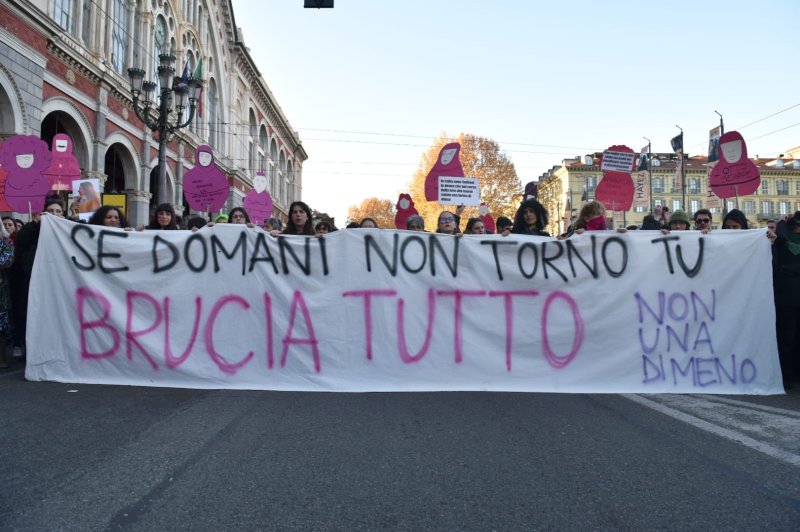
[660,209,690,234]
[214,214,229,223]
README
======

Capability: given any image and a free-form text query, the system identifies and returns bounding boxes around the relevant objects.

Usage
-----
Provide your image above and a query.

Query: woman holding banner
[508,198,549,237]
[88,206,128,228]
[9,197,65,361]
[144,203,179,230]
[278,201,314,236]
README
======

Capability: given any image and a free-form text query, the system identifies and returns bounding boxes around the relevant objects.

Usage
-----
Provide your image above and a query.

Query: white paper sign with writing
[26,216,782,394]
[600,150,636,173]
[438,176,480,205]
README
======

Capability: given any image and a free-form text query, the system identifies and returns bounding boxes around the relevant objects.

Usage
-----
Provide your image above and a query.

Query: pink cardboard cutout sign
[43,133,81,191]
[425,143,464,201]
[183,145,229,212]
[0,162,11,212]
[479,201,496,233]
[243,171,273,226]
[595,145,635,211]
[394,193,419,229]
[709,131,761,198]
[0,135,53,213]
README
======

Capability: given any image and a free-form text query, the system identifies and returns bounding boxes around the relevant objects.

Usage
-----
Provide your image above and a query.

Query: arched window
[270,138,279,201]
[287,159,294,203]
[111,0,130,74]
[248,111,257,174]
[279,151,287,204]
[208,78,218,148]
[153,17,167,88]
[81,0,92,44]
[52,0,76,34]
[183,51,195,128]
[131,2,142,69]
[259,126,268,175]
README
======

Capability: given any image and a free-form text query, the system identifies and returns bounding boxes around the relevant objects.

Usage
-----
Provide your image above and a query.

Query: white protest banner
[600,150,636,173]
[437,176,480,205]
[27,216,782,394]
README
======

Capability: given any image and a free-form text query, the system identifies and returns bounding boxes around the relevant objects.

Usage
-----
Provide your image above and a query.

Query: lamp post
[675,125,686,211]
[128,53,202,205]
[643,136,653,214]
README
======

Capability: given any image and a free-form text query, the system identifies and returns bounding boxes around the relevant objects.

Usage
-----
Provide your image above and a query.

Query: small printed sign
[600,150,636,173]
[437,176,480,205]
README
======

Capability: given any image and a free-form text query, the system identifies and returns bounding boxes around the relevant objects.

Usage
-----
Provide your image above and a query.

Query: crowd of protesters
[1,193,798,392]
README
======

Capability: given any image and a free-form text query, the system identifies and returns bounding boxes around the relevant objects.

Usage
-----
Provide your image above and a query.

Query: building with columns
[0,0,306,225]
[536,151,800,236]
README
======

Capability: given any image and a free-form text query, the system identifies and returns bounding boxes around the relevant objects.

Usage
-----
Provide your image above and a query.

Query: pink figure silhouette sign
[43,133,81,191]
[424,143,464,201]
[183,145,229,212]
[0,163,11,212]
[479,202,496,233]
[244,171,273,226]
[596,145,635,211]
[394,193,419,229]
[0,135,53,213]
[709,131,760,198]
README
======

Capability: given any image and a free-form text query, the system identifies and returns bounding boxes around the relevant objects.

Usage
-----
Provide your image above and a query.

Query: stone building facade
[0,0,306,225]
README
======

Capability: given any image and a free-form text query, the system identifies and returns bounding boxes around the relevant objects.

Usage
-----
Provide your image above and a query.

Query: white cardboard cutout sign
[437,176,480,206]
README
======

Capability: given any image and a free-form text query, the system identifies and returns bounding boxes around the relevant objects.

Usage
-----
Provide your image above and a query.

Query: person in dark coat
[507,198,549,237]
[8,197,65,359]
[773,212,800,390]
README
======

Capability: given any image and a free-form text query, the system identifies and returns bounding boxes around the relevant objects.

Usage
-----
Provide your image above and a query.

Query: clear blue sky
[234,0,800,223]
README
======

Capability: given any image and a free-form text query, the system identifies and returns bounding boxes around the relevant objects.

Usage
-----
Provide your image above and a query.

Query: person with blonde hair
[75,181,101,213]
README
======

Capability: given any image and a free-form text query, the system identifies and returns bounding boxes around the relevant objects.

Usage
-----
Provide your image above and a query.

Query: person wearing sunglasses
[693,209,713,234]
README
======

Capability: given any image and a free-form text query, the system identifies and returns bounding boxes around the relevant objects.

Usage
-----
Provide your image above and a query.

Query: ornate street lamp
[128,53,202,205]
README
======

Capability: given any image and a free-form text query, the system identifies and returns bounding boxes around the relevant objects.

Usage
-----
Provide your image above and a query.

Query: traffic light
[304,0,333,7]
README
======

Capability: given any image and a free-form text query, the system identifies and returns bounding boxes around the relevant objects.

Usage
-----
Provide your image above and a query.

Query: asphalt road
[2,368,799,531]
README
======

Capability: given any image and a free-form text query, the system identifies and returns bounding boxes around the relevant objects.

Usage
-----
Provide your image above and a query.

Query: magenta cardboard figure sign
[0,162,11,212]
[709,131,760,198]
[183,145,229,212]
[243,171,273,226]
[596,145,636,212]
[394,193,419,229]
[43,133,81,191]
[0,135,53,213]
[424,143,464,201]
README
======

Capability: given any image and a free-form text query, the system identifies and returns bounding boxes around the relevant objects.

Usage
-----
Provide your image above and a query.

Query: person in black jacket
[8,197,65,359]
[773,211,800,390]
